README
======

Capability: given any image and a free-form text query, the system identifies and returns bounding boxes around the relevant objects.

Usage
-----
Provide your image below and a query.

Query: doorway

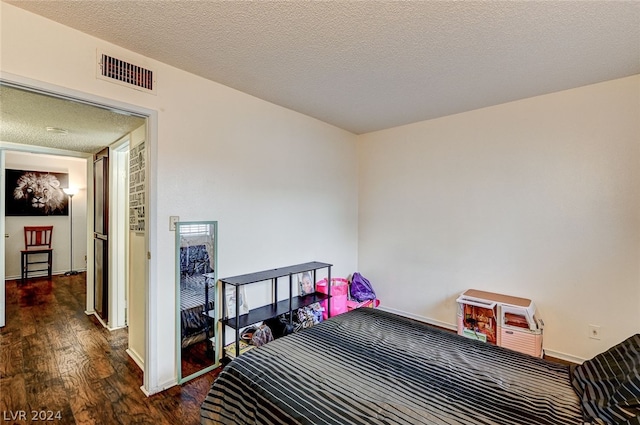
[0,77,154,393]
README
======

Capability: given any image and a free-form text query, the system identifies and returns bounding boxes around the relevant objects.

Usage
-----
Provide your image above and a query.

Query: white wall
[358,75,640,362]
[1,3,358,392]
[4,152,87,278]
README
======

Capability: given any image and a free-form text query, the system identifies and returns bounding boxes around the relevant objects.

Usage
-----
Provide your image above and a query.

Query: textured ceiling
[3,1,640,137]
[0,85,145,154]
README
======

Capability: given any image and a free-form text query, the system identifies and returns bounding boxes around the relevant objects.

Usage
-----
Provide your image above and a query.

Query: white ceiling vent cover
[97,50,156,94]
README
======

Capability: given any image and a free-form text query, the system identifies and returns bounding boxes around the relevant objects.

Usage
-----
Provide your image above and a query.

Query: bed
[179,243,215,348]
[201,308,640,425]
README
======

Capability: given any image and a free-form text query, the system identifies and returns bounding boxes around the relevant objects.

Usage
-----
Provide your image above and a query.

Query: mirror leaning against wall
[175,221,219,383]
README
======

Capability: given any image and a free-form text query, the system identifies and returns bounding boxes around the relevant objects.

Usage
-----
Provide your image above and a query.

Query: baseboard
[4,272,56,280]
[543,349,586,365]
[141,378,178,397]
[108,324,127,331]
[4,269,88,281]
[139,385,151,397]
[126,348,145,371]
[378,306,457,331]
[91,311,108,328]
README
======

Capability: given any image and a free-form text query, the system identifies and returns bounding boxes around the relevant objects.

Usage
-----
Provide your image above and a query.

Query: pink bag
[316,278,349,320]
[347,299,380,311]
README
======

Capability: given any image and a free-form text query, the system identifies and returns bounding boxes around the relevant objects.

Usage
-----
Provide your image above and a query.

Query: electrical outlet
[169,216,179,231]
[588,324,601,340]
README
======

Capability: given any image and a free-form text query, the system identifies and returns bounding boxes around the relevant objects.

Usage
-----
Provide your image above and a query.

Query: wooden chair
[21,226,54,283]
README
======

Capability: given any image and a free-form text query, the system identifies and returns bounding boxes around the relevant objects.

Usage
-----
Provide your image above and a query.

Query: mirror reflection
[176,221,218,382]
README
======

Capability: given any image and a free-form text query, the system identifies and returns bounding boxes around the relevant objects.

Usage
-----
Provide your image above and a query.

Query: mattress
[201,308,585,425]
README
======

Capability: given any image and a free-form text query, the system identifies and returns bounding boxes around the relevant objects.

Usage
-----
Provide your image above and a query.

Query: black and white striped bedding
[180,276,214,348]
[201,308,589,424]
[571,334,640,425]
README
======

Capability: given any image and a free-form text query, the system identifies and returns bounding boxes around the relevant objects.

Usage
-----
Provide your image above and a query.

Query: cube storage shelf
[222,292,330,329]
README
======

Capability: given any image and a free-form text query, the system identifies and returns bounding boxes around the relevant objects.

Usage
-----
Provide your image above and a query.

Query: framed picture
[5,169,69,216]
[298,272,314,296]
[225,286,249,318]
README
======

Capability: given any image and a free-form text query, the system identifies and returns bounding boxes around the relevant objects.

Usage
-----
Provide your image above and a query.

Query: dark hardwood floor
[0,273,220,424]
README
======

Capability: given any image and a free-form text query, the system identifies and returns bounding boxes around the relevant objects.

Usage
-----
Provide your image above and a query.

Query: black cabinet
[219,261,332,358]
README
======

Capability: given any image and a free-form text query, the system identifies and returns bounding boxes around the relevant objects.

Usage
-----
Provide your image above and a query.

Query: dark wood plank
[0,330,22,377]
[0,274,220,425]
[0,375,28,416]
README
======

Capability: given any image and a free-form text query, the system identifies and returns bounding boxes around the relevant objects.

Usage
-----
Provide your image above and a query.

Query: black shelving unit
[220,261,332,358]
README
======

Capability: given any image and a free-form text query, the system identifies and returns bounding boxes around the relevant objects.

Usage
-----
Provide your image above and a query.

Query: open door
[0,149,5,328]
[94,148,109,322]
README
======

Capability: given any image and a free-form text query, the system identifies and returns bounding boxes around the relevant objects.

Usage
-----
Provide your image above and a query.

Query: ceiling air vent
[97,51,156,94]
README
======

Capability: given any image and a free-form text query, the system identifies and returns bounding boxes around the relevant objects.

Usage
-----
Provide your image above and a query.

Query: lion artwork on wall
[5,169,69,216]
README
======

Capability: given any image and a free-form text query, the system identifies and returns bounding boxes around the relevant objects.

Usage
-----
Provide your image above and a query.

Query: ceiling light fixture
[45,126,69,135]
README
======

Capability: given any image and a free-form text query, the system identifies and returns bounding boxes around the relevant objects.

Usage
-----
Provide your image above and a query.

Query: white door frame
[0,150,5,328]
[109,137,130,329]
[0,72,159,395]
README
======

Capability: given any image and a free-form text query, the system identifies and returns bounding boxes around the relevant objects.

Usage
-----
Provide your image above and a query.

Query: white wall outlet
[169,216,179,231]
[588,324,601,340]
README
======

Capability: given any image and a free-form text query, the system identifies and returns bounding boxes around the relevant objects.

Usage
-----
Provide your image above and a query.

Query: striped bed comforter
[180,276,214,347]
[201,308,585,425]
